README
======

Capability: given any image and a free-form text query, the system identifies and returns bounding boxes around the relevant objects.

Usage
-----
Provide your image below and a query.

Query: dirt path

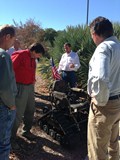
[10,75,88,160]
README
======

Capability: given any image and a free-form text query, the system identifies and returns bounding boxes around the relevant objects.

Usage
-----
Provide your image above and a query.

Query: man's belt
[109,94,120,100]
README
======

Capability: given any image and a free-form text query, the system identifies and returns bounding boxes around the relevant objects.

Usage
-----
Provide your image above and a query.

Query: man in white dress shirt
[58,42,80,87]
[87,16,120,160]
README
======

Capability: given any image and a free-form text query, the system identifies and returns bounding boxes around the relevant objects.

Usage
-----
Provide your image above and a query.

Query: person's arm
[58,54,64,73]
[74,53,81,70]
[89,46,110,106]
[69,53,81,71]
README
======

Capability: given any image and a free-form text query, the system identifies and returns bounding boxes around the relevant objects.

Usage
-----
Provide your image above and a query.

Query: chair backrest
[50,80,69,93]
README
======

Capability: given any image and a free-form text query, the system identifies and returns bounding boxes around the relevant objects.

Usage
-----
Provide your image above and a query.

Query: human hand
[69,63,75,68]
[59,71,62,76]
[91,97,98,106]
[9,106,16,110]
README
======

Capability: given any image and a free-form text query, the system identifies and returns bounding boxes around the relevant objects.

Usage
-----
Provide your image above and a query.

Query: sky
[0,0,120,31]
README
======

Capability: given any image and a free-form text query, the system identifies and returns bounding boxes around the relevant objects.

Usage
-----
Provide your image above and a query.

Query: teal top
[0,48,17,107]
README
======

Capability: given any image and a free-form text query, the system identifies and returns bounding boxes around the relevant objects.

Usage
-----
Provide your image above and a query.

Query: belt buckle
[109,94,120,100]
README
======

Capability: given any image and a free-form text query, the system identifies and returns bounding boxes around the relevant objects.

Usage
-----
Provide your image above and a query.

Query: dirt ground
[9,75,88,160]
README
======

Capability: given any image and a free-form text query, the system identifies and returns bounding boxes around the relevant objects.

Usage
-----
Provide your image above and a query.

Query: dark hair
[64,42,71,47]
[0,24,15,38]
[89,16,113,38]
[29,42,45,55]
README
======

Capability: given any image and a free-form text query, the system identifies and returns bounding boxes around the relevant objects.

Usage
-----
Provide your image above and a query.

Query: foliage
[48,22,120,89]
[12,19,120,90]
[37,57,53,83]
[113,22,120,40]
[13,19,46,49]
[44,28,58,47]
[49,25,96,89]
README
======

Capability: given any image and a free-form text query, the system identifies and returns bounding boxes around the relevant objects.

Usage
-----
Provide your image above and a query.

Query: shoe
[84,155,89,160]
[22,131,37,141]
[11,139,21,151]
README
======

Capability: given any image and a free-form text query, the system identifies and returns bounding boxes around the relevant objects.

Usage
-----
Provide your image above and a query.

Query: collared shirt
[87,36,120,106]
[11,49,36,84]
[58,51,80,72]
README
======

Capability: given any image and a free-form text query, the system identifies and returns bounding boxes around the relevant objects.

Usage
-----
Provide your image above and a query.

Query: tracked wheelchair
[38,80,90,146]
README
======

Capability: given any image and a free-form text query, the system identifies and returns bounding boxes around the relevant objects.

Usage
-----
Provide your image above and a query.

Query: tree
[13,18,45,49]
[44,28,58,47]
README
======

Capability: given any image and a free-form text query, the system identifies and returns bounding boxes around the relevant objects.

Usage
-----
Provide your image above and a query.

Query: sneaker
[22,131,37,141]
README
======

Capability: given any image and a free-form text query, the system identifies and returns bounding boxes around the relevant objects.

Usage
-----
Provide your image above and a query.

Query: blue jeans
[0,105,16,160]
[62,71,77,88]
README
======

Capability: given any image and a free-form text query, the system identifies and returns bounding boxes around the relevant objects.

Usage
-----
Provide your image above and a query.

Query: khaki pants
[12,83,35,138]
[88,99,120,160]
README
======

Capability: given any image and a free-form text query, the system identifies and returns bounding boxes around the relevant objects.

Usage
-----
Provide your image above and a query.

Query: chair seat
[53,91,67,100]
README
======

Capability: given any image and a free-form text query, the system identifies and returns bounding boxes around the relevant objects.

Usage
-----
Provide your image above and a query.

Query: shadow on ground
[10,91,88,160]
[11,132,87,160]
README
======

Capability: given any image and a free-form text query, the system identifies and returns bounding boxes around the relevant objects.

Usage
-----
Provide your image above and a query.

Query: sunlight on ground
[42,146,64,157]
